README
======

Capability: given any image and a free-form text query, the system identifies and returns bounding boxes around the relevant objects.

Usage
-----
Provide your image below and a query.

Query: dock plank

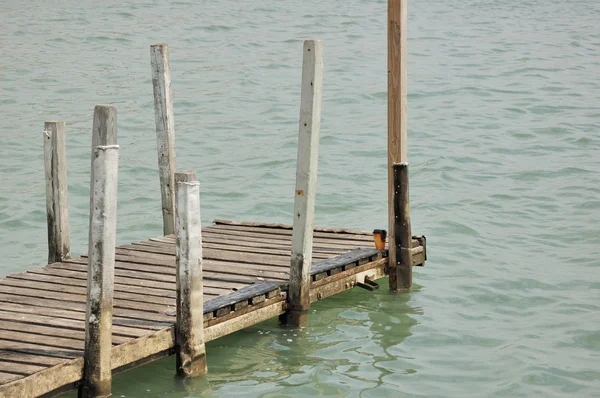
[0,359,48,376]
[0,350,66,367]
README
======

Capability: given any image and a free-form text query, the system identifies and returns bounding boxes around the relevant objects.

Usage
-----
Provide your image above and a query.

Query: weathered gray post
[174,170,207,377]
[151,43,177,236]
[91,105,117,148]
[388,0,409,291]
[80,106,119,398]
[392,162,412,292]
[287,40,324,327]
[44,120,71,263]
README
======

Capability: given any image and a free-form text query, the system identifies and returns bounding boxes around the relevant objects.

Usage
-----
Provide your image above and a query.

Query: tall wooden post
[44,121,71,263]
[287,40,324,327]
[388,0,408,291]
[392,162,412,291]
[80,106,119,398]
[174,171,208,377]
[151,43,177,236]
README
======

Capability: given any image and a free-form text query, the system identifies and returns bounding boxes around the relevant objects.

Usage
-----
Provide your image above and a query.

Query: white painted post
[174,171,207,377]
[81,144,119,398]
[44,121,71,263]
[151,43,177,236]
[287,40,324,327]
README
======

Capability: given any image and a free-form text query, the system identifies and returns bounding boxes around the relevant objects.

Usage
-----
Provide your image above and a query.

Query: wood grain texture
[151,44,177,236]
[388,0,408,281]
[44,121,71,264]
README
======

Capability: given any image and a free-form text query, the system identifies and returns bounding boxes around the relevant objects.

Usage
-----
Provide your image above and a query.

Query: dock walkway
[0,220,425,397]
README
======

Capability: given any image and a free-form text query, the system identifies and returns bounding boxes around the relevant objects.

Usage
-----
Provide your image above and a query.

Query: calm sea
[1,0,599,396]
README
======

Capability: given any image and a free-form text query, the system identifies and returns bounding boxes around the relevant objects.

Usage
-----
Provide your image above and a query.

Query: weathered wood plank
[153,231,375,251]
[0,350,66,367]
[310,248,383,276]
[212,219,372,236]
[201,228,374,248]
[0,279,176,309]
[63,258,289,285]
[29,265,248,292]
[117,246,293,268]
[0,360,46,376]
[0,330,84,351]
[44,120,71,264]
[0,320,130,346]
[310,259,387,302]
[0,339,81,359]
[0,286,175,327]
[8,269,228,298]
[111,328,173,371]
[0,357,84,398]
[151,44,177,236]
[0,307,150,338]
[0,372,21,385]
[204,301,285,342]
[68,256,290,283]
[202,282,283,315]
[210,223,375,242]
[127,240,336,259]
[133,236,347,257]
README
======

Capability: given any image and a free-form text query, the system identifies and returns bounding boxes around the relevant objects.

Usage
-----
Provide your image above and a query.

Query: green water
[1,0,599,396]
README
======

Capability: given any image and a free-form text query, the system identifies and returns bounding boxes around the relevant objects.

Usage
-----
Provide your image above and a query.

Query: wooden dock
[0,220,425,397]
[1,1,422,395]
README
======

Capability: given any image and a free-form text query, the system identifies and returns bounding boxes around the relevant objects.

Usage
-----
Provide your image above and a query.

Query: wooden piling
[91,105,117,148]
[80,144,119,398]
[174,171,207,377]
[287,40,324,327]
[44,121,71,263]
[391,162,412,292]
[151,43,177,236]
[388,0,408,290]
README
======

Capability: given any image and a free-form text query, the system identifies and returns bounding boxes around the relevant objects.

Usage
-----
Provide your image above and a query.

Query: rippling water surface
[1,0,599,396]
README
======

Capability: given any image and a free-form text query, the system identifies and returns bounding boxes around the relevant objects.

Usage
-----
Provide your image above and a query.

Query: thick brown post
[174,171,208,377]
[392,162,412,292]
[388,0,408,290]
[44,121,71,263]
[287,40,323,327]
[151,43,177,236]
[80,105,119,398]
